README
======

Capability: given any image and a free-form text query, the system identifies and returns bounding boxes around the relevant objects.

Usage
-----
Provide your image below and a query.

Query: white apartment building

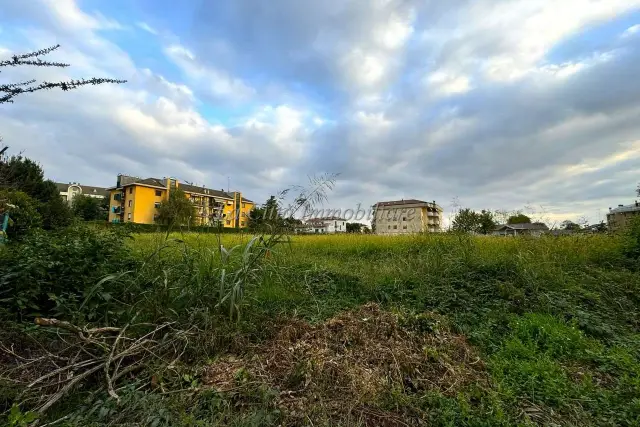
[56,182,109,205]
[372,199,442,235]
[306,217,347,233]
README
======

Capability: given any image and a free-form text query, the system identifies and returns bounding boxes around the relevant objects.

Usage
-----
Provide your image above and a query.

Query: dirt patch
[203,303,489,425]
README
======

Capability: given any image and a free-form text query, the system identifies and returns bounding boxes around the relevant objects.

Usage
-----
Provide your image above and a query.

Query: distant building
[493,223,549,237]
[607,202,640,232]
[372,199,442,235]
[305,217,347,234]
[56,182,109,205]
[107,174,253,227]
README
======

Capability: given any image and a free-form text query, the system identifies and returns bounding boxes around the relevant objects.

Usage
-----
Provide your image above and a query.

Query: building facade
[607,202,640,232]
[305,217,347,233]
[492,223,549,237]
[372,199,442,235]
[107,174,253,228]
[56,182,109,205]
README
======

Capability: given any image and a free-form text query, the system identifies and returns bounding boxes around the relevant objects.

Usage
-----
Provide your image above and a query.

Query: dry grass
[203,303,488,426]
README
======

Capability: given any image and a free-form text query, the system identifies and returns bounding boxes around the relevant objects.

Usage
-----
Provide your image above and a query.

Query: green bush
[0,190,42,240]
[622,216,640,259]
[0,225,139,322]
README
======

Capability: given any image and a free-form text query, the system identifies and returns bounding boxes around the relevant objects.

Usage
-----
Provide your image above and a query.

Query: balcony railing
[111,206,121,214]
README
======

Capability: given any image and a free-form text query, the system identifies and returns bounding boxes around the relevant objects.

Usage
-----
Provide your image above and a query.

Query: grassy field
[3,230,639,426]
[124,232,640,426]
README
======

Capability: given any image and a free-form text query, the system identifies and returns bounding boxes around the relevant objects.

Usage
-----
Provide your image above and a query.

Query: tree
[249,196,283,230]
[477,210,496,235]
[157,189,196,227]
[1,44,125,105]
[72,195,106,221]
[0,190,42,240]
[346,222,363,233]
[0,155,72,229]
[452,208,480,233]
[507,213,531,224]
[561,220,581,231]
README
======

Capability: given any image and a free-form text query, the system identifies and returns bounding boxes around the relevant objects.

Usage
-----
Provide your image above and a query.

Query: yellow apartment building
[107,174,254,228]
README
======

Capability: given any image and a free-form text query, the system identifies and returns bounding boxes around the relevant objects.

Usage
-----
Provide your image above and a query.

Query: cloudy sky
[2,0,640,226]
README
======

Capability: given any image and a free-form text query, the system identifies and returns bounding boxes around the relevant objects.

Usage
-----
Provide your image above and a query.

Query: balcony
[111,206,121,214]
[113,193,122,201]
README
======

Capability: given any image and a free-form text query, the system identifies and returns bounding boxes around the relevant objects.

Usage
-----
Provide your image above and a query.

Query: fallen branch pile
[0,317,193,416]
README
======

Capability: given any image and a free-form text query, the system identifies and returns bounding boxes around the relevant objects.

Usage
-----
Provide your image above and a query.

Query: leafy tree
[507,213,531,224]
[477,210,496,234]
[561,220,581,231]
[73,195,106,221]
[0,156,72,229]
[249,196,283,230]
[346,222,363,233]
[452,208,480,233]
[0,190,42,240]
[157,189,196,227]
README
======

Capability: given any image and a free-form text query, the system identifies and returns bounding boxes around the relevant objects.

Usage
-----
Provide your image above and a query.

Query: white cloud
[164,44,255,102]
[136,22,158,35]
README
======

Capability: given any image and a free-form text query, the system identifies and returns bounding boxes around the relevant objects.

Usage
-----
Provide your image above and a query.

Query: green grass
[3,231,640,426]
[119,232,640,425]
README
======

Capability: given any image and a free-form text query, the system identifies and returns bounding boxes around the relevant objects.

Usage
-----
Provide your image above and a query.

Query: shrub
[0,225,139,322]
[0,190,42,240]
[621,216,640,259]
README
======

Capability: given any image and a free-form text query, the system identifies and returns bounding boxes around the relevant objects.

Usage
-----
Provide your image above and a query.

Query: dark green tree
[561,220,581,231]
[346,222,363,233]
[157,189,196,227]
[477,210,496,235]
[507,213,532,224]
[452,208,480,233]
[0,156,72,229]
[249,196,283,230]
[72,195,106,221]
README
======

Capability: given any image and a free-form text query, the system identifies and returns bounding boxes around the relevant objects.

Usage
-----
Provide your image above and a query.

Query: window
[242,203,246,208]
[113,194,118,200]
[154,202,161,209]
[128,200,132,207]
[127,213,131,220]
[403,225,407,230]
[129,187,132,194]
[241,221,245,227]
[388,225,391,229]
[226,220,231,225]
[402,217,406,221]
[155,190,162,197]
[393,225,398,230]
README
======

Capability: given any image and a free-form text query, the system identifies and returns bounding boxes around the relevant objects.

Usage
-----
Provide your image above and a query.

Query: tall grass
[2,229,639,426]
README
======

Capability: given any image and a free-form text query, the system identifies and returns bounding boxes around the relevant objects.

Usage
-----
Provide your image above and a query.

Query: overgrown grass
[2,230,640,426]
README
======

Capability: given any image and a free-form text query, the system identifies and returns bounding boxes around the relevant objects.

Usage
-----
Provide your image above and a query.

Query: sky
[1,0,640,227]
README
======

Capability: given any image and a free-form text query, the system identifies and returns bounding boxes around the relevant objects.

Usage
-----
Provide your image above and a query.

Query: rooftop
[112,176,253,202]
[495,223,549,231]
[609,202,640,214]
[56,182,110,196]
[374,199,441,208]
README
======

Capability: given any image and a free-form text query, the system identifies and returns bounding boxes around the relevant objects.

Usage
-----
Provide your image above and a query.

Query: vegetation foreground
[2,230,640,426]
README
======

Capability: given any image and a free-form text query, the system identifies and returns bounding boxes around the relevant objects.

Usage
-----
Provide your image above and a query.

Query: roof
[306,216,347,223]
[374,199,441,208]
[609,203,640,214]
[179,182,233,199]
[55,182,109,196]
[117,177,254,201]
[495,223,549,231]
